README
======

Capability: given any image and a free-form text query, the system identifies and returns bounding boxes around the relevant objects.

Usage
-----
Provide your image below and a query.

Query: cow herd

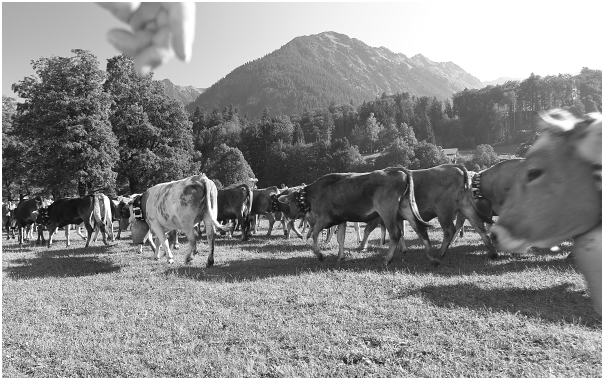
[2,109,601,314]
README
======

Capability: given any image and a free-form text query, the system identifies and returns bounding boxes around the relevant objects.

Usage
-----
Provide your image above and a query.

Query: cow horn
[537,109,581,133]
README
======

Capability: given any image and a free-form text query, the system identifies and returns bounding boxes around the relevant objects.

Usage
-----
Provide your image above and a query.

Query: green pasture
[2,219,601,377]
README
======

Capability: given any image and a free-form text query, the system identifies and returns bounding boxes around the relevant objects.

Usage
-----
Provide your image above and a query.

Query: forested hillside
[2,46,601,199]
[188,31,482,118]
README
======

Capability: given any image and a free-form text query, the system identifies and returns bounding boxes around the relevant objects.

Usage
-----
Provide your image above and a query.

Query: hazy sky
[3,1,603,97]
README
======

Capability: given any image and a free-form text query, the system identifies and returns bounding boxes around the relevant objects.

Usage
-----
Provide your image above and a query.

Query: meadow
[2,218,601,377]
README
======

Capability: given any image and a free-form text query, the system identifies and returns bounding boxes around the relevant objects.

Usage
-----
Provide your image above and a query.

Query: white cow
[140,174,232,266]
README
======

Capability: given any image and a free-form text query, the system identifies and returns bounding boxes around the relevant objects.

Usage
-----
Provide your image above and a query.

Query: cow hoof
[488,252,499,259]
[207,259,214,267]
[167,258,174,264]
[316,253,324,261]
[429,259,440,267]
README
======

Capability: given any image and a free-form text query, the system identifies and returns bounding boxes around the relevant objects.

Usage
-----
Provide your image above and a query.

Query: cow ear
[572,115,602,166]
[277,194,292,204]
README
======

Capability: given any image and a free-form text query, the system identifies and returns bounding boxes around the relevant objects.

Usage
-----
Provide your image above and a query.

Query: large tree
[104,55,199,193]
[11,49,118,197]
[203,144,255,187]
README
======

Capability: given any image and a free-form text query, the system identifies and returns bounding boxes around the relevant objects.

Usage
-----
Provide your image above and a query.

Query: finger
[97,2,141,24]
[134,45,174,76]
[163,2,196,62]
[107,28,153,57]
[129,2,161,31]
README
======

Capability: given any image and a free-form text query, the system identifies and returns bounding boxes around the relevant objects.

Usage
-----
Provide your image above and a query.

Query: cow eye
[527,168,543,182]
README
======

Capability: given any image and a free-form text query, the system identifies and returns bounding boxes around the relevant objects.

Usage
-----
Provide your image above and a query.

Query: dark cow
[249,186,281,236]
[38,193,112,248]
[217,184,253,241]
[15,197,46,245]
[358,164,497,259]
[141,174,233,266]
[115,194,141,239]
[491,109,602,314]
[278,167,436,265]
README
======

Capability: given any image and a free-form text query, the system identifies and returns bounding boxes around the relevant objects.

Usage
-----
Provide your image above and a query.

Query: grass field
[2,219,601,377]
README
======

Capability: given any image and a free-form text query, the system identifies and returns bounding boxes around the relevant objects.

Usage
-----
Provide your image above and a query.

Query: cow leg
[36,225,45,245]
[76,224,87,240]
[437,214,457,258]
[336,222,348,261]
[47,224,58,248]
[325,226,335,245]
[148,222,173,264]
[379,213,403,265]
[18,226,24,245]
[168,230,179,250]
[360,218,382,251]
[462,209,498,259]
[398,204,439,266]
[451,214,466,245]
[266,213,276,236]
[183,228,198,264]
[289,219,304,239]
[202,214,217,267]
[353,222,361,245]
[238,213,248,241]
[83,222,94,248]
[64,225,71,247]
[310,224,325,261]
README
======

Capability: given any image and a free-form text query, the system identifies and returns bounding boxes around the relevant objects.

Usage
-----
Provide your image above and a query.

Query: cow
[3,202,17,240]
[490,109,602,314]
[38,193,112,248]
[277,167,438,265]
[249,186,281,236]
[14,197,47,245]
[453,159,524,234]
[217,183,253,241]
[139,174,233,266]
[351,164,497,259]
[273,186,307,239]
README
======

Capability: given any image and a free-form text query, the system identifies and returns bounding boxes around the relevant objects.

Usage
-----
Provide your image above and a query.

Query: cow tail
[403,168,430,227]
[91,194,103,229]
[458,164,494,225]
[206,180,233,234]
[244,183,253,214]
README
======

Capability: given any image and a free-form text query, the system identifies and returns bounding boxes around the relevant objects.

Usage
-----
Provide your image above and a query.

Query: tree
[11,49,118,197]
[104,55,199,193]
[374,137,416,169]
[472,144,499,169]
[412,141,450,169]
[203,144,255,187]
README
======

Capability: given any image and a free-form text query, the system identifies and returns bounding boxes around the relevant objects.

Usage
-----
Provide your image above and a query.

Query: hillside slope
[189,31,482,118]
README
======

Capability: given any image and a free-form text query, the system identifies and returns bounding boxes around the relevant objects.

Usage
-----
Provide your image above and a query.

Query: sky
[2,1,603,98]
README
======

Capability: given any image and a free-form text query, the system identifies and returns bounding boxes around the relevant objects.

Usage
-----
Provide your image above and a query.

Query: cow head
[37,207,51,226]
[119,202,131,219]
[491,109,602,251]
[277,187,310,218]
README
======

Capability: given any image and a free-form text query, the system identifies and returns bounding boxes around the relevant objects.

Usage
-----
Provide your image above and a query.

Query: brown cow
[217,184,253,241]
[490,109,602,314]
[278,167,437,265]
[273,186,307,239]
[358,164,497,258]
[249,186,281,236]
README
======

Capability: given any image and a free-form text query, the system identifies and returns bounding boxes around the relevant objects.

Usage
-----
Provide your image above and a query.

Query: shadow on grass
[3,244,121,279]
[397,282,600,327]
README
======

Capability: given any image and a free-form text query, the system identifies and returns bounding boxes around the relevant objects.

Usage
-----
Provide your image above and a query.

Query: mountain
[189,31,482,118]
[481,77,522,87]
[160,79,204,106]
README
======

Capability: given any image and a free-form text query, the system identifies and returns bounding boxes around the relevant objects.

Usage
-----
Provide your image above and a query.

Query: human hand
[98,2,196,76]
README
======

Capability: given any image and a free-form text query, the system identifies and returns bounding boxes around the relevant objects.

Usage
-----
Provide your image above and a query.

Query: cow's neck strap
[471,172,484,199]
[270,193,280,212]
[296,187,311,214]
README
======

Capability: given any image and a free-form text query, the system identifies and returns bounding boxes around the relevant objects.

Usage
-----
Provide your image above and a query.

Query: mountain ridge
[188,31,483,118]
